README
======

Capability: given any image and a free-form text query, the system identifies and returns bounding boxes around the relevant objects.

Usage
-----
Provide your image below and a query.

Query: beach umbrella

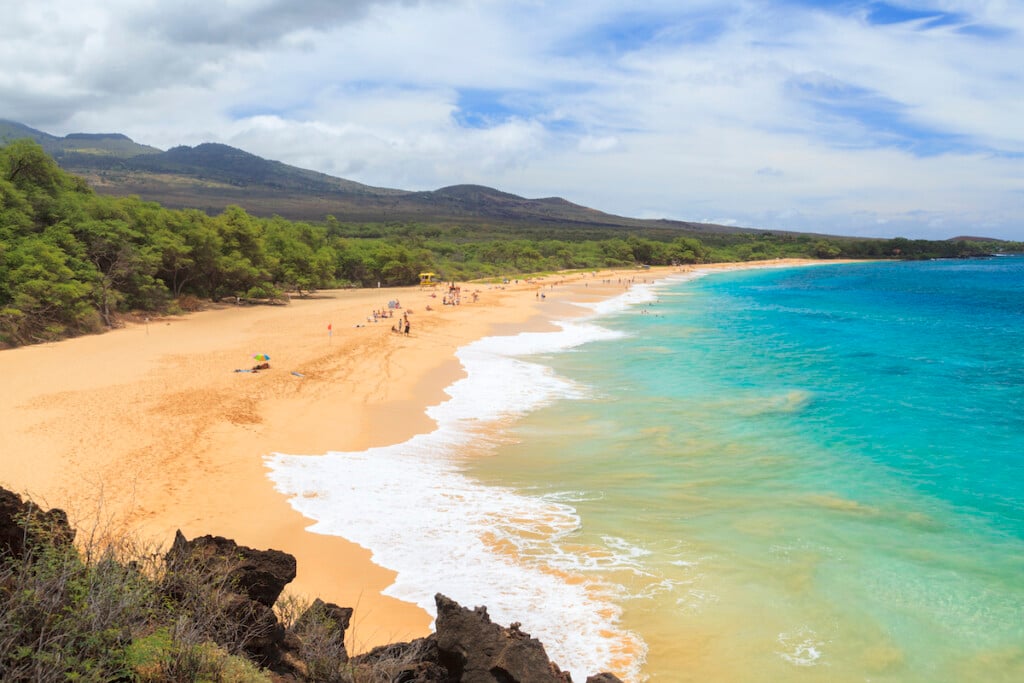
[253,354,270,362]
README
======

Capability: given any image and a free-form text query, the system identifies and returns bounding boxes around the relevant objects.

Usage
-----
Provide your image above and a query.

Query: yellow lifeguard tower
[419,272,440,287]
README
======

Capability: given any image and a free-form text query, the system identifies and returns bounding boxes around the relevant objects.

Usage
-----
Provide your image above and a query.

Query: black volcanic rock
[163,531,297,666]
[351,596,626,683]
[292,597,355,664]
[434,593,572,683]
[352,638,452,682]
[295,597,353,634]
[0,487,75,560]
[166,530,296,607]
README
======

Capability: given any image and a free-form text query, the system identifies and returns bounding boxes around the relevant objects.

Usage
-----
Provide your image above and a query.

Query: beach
[0,264,696,650]
[6,256,1020,682]
[0,258,856,674]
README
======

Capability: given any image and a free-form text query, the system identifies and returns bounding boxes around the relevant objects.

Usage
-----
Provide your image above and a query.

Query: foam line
[266,316,648,680]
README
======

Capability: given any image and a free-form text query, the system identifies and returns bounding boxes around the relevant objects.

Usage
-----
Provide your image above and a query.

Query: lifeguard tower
[419,272,440,288]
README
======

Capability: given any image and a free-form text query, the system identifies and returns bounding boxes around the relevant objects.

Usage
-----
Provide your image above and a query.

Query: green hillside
[0,119,160,158]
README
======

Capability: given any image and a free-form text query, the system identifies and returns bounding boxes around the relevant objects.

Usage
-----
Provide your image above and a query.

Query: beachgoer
[404,321,410,335]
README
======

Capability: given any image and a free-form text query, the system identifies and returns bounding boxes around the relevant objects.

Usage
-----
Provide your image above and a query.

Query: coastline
[0,259,844,662]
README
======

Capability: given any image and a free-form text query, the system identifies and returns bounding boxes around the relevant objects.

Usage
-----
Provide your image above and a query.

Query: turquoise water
[468,260,1024,681]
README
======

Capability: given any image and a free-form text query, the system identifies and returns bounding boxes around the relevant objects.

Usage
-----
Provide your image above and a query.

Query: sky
[2,0,1022,240]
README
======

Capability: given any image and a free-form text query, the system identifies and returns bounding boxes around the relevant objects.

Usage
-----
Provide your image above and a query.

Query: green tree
[264,217,338,294]
[813,240,842,259]
[669,236,708,264]
[1,139,83,227]
[1,237,96,344]
[209,206,272,299]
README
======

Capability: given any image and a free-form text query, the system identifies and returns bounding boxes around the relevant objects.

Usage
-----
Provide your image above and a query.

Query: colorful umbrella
[253,354,270,362]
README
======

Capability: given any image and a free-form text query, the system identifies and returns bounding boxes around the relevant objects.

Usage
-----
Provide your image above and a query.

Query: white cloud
[578,136,620,153]
[2,0,1023,239]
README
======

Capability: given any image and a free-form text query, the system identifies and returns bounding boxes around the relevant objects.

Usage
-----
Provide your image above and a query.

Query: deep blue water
[696,259,1024,537]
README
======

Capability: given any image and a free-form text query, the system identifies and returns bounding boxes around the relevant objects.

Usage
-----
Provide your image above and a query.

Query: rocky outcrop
[433,593,572,683]
[163,531,298,667]
[294,597,353,637]
[291,597,355,665]
[154,537,626,683]
[166,530,296,607]
[585,674,625,683]
[0,487,74,560]
[352,638,451,683]
[1,486,626,682]
[347,594,625,683]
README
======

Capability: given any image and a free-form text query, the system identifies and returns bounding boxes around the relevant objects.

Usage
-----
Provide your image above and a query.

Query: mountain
[1,120,759,235]
[0,120,57,145]
[1,119,161,158]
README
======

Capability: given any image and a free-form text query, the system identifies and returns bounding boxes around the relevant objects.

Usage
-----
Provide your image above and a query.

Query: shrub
[127,628,272,683]
[287,598,351,682]
[0,523,157,681]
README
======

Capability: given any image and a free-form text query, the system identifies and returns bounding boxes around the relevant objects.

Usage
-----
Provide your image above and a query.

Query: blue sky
[1,0,1022,239]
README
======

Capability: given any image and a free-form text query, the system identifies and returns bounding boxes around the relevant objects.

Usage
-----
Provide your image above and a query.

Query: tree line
[1,139,1018,346]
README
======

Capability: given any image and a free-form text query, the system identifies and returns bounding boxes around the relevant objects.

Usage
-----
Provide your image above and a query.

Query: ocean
[267,258,1024,682]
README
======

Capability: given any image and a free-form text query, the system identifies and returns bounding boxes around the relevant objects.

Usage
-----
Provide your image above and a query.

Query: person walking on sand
[404,320,410,335]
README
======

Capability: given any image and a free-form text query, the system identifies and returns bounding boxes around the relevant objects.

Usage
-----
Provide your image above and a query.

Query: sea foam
[266,312,651,681]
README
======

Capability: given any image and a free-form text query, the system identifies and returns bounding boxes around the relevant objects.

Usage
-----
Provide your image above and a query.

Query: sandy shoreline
[0,259,841,655]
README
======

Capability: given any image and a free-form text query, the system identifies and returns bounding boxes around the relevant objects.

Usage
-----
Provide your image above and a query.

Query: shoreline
[0,259,850,662]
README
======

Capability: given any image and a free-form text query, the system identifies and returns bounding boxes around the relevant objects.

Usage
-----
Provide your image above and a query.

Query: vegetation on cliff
[1,139,1018,347]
